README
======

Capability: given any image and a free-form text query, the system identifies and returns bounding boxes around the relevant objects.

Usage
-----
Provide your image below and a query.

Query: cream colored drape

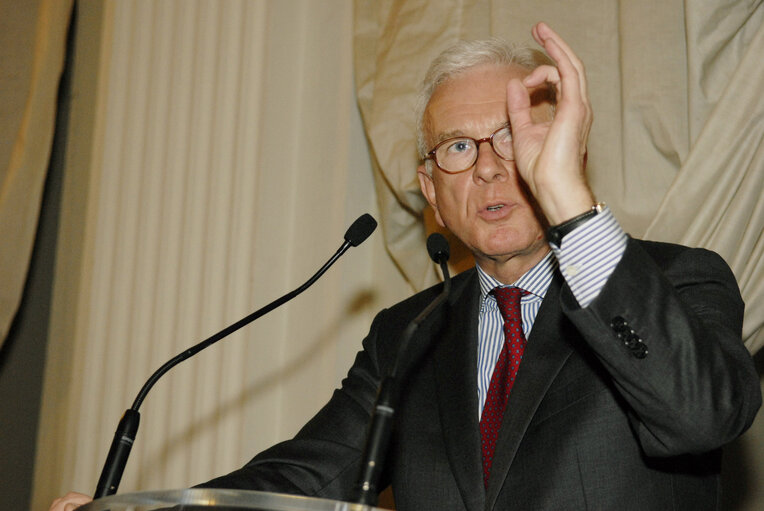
[354,0,763,353]
[0,0,73,348]
[20,0,763,508]
[32,0,410,508]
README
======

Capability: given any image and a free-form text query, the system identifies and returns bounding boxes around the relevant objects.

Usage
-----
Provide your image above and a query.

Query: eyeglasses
[425,125,513,174]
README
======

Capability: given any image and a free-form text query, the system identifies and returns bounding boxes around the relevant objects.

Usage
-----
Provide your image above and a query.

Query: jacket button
[611,316,627,330]
[632,343,648,359]
[624,333,641,349]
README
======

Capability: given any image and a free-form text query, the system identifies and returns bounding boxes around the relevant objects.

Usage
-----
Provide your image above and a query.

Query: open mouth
[486,204,504,212]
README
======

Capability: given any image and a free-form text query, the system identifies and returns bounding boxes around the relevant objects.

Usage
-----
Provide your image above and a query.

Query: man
[51,23,760,511]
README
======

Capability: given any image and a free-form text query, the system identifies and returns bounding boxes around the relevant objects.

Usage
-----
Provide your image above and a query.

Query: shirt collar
[476,250,557,302]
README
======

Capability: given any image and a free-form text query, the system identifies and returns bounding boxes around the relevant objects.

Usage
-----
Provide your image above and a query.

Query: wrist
[535,181,595,225]
[546,202,606,247]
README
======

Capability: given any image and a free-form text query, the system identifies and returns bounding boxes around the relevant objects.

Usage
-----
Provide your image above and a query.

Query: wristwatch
[546,202,606,247]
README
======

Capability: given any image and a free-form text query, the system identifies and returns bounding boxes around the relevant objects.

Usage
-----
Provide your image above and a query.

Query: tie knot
[492,286,528,322]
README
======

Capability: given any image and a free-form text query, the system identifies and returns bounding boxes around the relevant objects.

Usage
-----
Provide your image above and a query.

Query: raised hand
[506,22,595,225]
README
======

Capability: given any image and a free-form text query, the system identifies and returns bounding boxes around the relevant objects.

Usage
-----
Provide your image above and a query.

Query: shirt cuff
[549,207,628,308]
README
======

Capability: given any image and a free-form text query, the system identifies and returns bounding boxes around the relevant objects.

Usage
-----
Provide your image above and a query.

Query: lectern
[79,489,390,511]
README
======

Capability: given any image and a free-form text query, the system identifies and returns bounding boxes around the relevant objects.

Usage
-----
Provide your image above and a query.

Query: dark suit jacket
[203,239,761,510]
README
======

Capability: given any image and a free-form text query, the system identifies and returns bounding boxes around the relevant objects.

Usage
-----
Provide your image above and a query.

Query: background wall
[0,0,757,509]
[31,1,410,508]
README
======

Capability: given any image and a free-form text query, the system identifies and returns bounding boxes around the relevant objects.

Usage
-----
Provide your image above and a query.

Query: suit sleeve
[559,238,761,457]
[197,309,392,500]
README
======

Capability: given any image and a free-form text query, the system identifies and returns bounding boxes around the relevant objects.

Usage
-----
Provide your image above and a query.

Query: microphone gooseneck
[354,232,452,506]
[94,214,377,499]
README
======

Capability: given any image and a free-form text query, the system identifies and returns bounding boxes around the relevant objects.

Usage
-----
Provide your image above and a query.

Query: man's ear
[417,165,445,228]
[417,165,437,208]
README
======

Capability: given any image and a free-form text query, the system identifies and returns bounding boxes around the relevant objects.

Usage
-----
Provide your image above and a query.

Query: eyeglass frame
[424,124,514,174]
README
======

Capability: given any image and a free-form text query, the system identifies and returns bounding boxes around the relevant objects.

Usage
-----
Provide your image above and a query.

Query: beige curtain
[644,3,764,352]
[32,0,410,507]
[353,0,763,353]
[0,0,73,347]
[22,0,763,508]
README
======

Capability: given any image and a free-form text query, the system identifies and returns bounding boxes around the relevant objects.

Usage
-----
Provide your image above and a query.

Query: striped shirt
[476,207,628,416]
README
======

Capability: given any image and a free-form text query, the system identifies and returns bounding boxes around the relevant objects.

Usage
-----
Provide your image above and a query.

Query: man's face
[418,63,553,275]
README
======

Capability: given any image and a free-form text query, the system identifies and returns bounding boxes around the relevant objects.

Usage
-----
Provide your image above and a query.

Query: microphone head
[426,233,450,264]
[344,214,377,247]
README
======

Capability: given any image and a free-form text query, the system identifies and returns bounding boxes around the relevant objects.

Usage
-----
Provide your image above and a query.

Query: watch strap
[546,202,605,247]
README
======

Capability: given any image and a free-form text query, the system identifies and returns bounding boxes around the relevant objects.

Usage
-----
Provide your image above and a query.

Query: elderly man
[51,23,759,511]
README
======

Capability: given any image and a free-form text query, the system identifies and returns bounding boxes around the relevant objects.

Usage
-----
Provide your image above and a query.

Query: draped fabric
[8,0,759,508]
[0,0,73,347]
[31,1,410,507]
[353,0,764,353]
[644,5,764,352]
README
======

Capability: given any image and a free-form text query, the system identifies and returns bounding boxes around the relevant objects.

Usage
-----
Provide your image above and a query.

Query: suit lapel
[484,272,574,510]
[430,270,486,511]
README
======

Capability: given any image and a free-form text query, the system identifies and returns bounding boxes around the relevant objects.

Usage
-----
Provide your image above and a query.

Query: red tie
[480,286,529,487]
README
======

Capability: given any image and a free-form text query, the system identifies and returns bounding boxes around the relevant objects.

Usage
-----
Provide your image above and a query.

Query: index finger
[530,23,589,103]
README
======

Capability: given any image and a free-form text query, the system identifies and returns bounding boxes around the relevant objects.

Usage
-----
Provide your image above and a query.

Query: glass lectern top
[78,489,391,511]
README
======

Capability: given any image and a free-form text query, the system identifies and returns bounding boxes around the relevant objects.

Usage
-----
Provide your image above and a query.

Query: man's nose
[473,141,508,182]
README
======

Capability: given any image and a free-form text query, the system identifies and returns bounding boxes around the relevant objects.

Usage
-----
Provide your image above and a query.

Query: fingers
[532,22,588,101]
[533,23,584,73]
[530,23,592,148]
[530,23,590,119]
[522,65,560,93]
[50,492,93,511]
[503,22,595,220]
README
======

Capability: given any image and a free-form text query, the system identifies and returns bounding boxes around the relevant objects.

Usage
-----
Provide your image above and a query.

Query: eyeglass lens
[432,126,513,173]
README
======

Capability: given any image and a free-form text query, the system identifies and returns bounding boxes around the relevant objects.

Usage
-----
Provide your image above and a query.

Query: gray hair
[415,39,555,171]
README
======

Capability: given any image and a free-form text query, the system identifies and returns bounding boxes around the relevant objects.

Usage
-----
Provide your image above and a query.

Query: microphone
[344,213,377,247]
[94,214,377,498]
[426,231,450,265]
[354,233,451,506]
